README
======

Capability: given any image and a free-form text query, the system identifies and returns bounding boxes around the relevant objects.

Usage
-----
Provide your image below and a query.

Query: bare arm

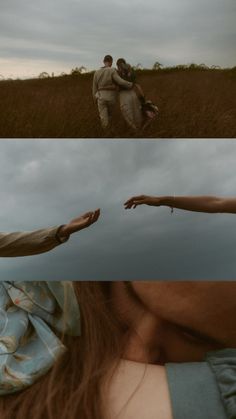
[0,209,100,257]
[124,195,236,213]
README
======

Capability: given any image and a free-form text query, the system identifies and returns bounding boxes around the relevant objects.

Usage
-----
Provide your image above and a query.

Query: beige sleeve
[0,226,68,257]
[112,71,133,89]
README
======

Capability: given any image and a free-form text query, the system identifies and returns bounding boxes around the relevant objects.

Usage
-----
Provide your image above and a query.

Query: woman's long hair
[0,282,125,419]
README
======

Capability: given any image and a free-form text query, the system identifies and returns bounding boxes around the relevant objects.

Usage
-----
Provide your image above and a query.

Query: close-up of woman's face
[111,281,236,364]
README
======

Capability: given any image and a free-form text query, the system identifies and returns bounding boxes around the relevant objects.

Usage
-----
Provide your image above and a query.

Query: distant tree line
[138,62,225,71]
[36,62,233,79]
[0,62,235,82]
[38,66,88,79]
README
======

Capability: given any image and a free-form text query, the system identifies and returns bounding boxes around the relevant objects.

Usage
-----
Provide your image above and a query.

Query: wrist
[149,196,161,206]
[56,225,70,242]
[158,196,174,207]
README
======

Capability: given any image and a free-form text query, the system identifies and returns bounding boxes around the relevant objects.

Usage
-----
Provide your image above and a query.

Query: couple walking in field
[92,55,158,132]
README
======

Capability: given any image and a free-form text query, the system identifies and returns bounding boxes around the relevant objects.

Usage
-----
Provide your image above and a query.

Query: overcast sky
[0,0,235,78]
[0,139,236,280]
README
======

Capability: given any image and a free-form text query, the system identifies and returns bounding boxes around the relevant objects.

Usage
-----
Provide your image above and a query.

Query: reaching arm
[124,195,236,213]
[0,209,100,257]
[112,70,133,89]
[0,226,66,257]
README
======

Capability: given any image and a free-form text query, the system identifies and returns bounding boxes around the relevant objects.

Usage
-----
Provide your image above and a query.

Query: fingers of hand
[124,201,142,209]
[124,195,144,205]
[124,195,145,209]
[86,209,100,225]
[92,208,100,223]
[82,211,93,219]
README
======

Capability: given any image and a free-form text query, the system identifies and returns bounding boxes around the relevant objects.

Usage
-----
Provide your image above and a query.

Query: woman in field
[116,58,158,131]
[0,280,235,419]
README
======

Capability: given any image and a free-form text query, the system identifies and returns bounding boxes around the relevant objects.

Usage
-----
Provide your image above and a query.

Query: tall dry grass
[0,69,235,138]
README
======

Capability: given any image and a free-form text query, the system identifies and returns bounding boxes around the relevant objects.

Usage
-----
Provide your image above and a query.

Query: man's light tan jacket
[92,66,132,100]
[0,226,68,257]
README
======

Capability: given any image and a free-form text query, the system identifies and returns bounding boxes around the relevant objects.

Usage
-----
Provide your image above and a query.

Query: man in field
[93,55,133,130]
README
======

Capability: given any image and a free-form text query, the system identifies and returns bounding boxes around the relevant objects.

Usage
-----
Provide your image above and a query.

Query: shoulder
[106,360,172,419]
[108,67,117,74]
[94,67,103,75]
[110,68,121,77]
[166,360,227,419]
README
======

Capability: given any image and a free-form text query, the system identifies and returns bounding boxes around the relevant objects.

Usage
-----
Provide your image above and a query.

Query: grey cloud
[0,140,236,281]
[0,0,235,77]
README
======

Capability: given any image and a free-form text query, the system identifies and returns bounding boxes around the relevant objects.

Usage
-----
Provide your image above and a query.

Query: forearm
[0,226,68,257]
[112,72,133,89]
[157,196,236,213]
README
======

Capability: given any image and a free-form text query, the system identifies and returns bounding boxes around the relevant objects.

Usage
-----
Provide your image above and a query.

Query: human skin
[106,359,172,419]
[58,209,100,237]
[124,195,236,213]
[112,281,236,364]
[108,281,172,419]
[110,281,164,363]
[106,281,236,418]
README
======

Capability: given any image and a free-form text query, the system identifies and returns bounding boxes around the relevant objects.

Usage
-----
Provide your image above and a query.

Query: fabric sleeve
[112,70,133,89]
[206,349,236,419]
[166,361,227,419]
[0,226,69,257]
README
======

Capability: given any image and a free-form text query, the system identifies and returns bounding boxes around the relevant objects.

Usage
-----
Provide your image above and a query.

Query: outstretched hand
[59,209,100,237]
[124,195,160,209]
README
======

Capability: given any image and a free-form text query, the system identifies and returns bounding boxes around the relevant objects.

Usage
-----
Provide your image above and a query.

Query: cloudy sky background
[0,0,235,78]
[0,139,236,281]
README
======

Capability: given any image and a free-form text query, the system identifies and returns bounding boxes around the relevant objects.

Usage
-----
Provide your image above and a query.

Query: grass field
[0,68,235,138]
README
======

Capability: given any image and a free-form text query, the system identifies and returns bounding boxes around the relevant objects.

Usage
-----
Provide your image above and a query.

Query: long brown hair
[0,282,125,419]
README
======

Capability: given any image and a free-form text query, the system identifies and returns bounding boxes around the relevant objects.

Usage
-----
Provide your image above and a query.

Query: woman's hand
[124,195,161,209]
[59,209,100,237]
[125,195,236,213]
